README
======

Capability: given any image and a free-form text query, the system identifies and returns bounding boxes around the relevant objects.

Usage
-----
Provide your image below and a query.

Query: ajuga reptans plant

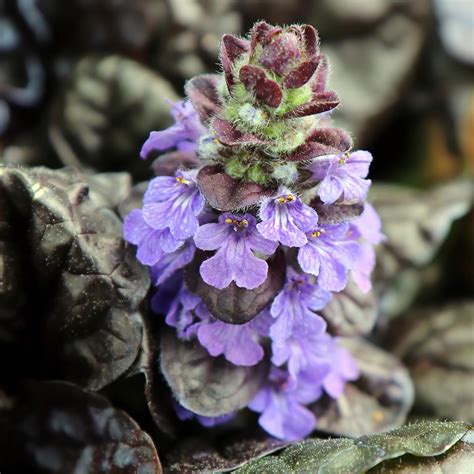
[124,21,384,441]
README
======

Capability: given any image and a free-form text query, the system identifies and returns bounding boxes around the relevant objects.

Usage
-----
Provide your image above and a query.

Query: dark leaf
[197,164,274,211]
[0,166,149,390]
[185,74,221,122]
[239,65,283,108]
[221,34,250,89]
[287,127,353,161]
[302,24,319,56]
[372,180,472,319]
[389,301,474,423]
[151,150,199,177]
[50,55,178,179]
[251,21,282,50]
[0,381,162,473]
[186,250,286,324]
[312,338,414,437]
[236,421,472,474]
[283,59,319,89]
[160,329,267,417]
[213,118,269,147]
[321,277,377,336]
[282,91,339,118]
[165,433,288,473]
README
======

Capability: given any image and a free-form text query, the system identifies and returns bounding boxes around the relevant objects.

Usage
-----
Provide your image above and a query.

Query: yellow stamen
[225,217,249,228]
[311,230,322,238]
[176,176,190,185]
[225,218,234,224]
[277,194,295,204]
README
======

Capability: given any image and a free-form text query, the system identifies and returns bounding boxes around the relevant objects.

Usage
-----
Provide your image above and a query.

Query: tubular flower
[123,20,383,441]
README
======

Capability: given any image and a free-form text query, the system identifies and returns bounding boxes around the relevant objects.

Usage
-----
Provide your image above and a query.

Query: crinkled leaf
[321,277,377,336]
[312,338,414,437]
[160,329,267,417]
[389,301,474,422]
[0,166,149,390]
[186,250,286,324]
[213,118,269,147]
[165,433,288,473]
[236,421,472,474]
[197,164,274,211]
[0,381,162,473]
[287,127,353,161]
[311,197,364,224]
[185,74,221,122]
[50,55,178,178]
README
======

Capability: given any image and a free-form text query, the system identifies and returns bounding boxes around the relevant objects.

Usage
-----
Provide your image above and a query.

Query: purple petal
[193,221,230,250]
[197,320,264,366]
[151,240,196,286]
[123,209,149,245]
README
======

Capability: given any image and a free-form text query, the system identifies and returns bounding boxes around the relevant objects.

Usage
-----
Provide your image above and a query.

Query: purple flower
[257,189,319,247]
[269,268,330,343]
[297,223,360,292]
[350,203,385,292]
[271,325,332,380]
[159,283,211,340]
[197,317,264,366]
[174,401,235,427]
[248,367,324,441]
[194,213,278,289]
[351,202,385,245]
[142,170,205,241]
[140,100,207,158]
[150,240,196,286]
[308,150,372,204]
[123,209,182,266]
[323,342,359,398]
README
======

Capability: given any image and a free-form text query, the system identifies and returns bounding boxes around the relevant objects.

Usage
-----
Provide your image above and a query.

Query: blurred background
[0,0,473,431]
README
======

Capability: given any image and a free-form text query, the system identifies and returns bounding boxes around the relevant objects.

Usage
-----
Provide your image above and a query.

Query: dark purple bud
[197,164,274,211]
[221,34,250,90]
[259,32,301,76]
[239,65,283,108]
[185,74,221,123]
[287,127,353,161]
[283,59,319,89]
[282,91,339,118]
[251,21,282,51]
[302,24,319,56]
[186,250,286,324]
[312,55,329,93]
[213,118,269,146]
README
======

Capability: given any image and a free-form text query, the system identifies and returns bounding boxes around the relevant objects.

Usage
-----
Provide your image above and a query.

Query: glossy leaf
[160,329,268,417]
[0,381,162,473]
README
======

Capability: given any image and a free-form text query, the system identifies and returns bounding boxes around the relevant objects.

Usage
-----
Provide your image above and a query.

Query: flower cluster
[124,21,383,441]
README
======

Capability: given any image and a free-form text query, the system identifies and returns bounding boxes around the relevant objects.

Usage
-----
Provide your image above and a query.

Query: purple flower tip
[194,213,277,289]
[140,100,207,159]
[309,150,373,204]
[257,189,319,247]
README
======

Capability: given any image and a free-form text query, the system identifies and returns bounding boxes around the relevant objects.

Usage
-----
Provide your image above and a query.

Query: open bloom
[297,222,360,292]
[123,209,182,266]
[309,150,372,204]
[140,100,207,158]
[249,367,325,441]
[142,170,205,241]
[194,213,278,289]
[269,267,330,343]
[257,189,319,247]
